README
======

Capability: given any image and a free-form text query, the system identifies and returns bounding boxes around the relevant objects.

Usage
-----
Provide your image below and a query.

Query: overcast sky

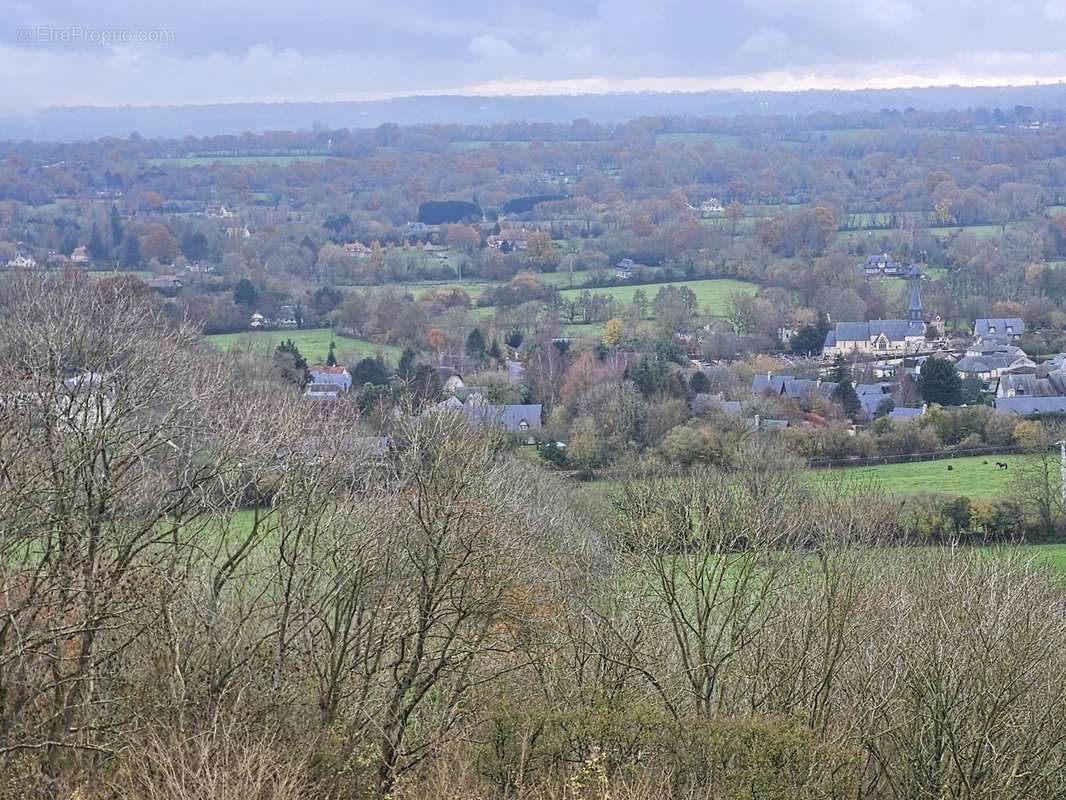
[5,0,1066,111]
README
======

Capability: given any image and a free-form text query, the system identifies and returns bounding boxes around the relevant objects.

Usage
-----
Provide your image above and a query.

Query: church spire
[908,276,923,322]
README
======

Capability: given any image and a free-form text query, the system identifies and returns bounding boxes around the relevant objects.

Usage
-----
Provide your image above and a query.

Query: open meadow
[203,327,402,363]
[556,277,759,316]
[818,453,1038,499]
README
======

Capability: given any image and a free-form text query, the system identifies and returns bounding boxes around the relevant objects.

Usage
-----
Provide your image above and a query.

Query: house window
[1006,326,1014,334]
[988,326,996,334]
[518,420,529,431]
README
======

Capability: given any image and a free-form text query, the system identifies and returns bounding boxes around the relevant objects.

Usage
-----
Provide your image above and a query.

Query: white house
[309,365,352,391]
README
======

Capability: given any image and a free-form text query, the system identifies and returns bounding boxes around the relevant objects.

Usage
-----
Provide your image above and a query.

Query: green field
[561,321,606,338]
[450,139,600,150]
[822,454,1038,499]
[655,132,741,148]
[149,155,339,168]
[927,224,1008,238]
[203,328,402,363]
[557,278,758,317]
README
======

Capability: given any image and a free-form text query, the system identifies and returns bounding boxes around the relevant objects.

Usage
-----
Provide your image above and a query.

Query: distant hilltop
[9,83,1066,142]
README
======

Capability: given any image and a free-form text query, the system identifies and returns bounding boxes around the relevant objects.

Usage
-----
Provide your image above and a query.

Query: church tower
[908,276,923,322]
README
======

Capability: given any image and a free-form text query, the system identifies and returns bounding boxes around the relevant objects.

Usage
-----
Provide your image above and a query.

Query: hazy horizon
[8,0,1066,113]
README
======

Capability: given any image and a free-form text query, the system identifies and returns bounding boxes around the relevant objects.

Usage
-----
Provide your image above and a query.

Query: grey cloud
[4,0,1066,110]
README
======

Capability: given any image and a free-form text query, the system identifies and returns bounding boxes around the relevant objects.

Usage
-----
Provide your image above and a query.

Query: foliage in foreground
[2,274,1066,799]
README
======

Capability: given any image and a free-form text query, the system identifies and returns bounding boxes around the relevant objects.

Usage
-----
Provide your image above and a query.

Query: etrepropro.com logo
[16,25,175,45]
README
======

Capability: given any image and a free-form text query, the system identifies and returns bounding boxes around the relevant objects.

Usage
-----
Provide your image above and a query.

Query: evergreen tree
[829,354,862,420]
[110,204,124,247]
[629,355,669,398]
[465,328,486,360]
[120,235,140,267]
[790,324,825,355]
[233,278,258,309]
[829,353,849,384]
[689,370,711,394]
[181,231,209,262]
[919,356,963,406]
[488,339,504,363]
[325,340,337,367]
[88,224,107,262]
[274,339,309,387]
[410,363,443,406]
[350,356,389,386]
[960,374,984,405]
[397,347,417,379]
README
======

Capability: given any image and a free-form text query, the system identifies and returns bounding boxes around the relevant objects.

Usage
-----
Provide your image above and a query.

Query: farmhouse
[426,395,543,437]
[859,253,920,277]
[309,365,352,391]
[956,346,1035,389]
[343,241,373,258]
[70,246,91,265]
[147,275,183,291]
[751,373,838,403]
[304,383,343,401]
[5,254,37,269]
[205,204,237,219]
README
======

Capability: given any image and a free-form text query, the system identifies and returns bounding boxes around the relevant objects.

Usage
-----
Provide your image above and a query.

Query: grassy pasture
[556,278,758,317]
[817,454,1036,500]
[203,328,402,363]
[927,224,1007,238]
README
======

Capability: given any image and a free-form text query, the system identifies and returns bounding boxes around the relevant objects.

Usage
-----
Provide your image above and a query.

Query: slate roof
[974,318,1026,338]
[889,406,925,419]
[463,402,543,432]
[954,354,1034,375]
[428,397,542,433]
[858,392,890,415]
[855,383,890,395]
[751,373,792,395]
[830,320,925,343]
[1000,371,1066,397]
[995,396,1066,415]
[782,378,838,399]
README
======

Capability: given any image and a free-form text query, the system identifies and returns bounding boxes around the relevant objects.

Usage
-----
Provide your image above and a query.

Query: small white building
[309,365,352,391]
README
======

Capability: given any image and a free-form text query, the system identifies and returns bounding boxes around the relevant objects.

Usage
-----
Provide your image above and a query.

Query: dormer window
[988,326,996,334]
[518,420,529,431]
[1006,326,1013,334]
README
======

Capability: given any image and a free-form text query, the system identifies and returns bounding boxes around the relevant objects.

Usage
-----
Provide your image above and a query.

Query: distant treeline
[8,83,1066,142]
[501,194,568,215]
[417,200,482,225]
